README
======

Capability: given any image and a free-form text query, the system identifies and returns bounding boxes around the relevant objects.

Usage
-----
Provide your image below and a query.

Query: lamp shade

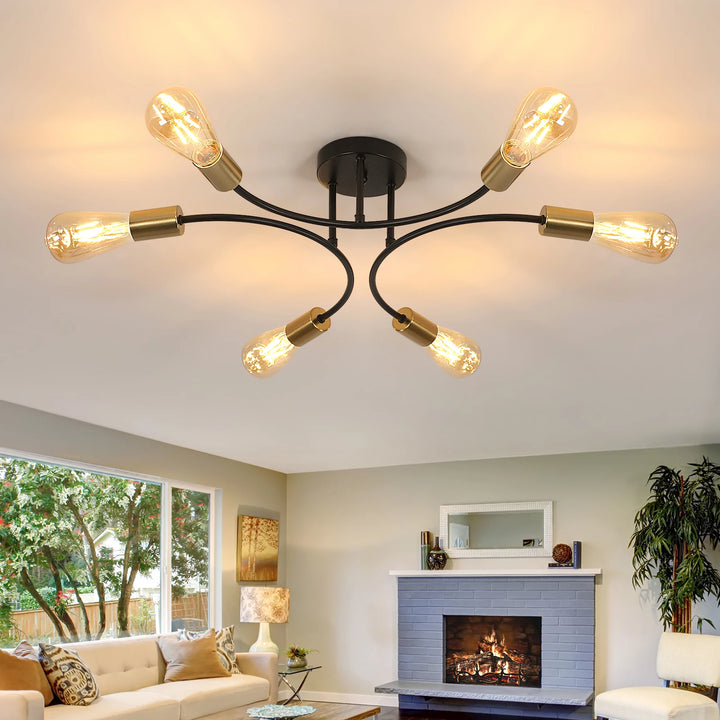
[240,587,290,623]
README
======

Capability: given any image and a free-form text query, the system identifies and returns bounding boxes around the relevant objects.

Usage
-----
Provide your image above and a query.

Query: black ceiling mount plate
[316,137,407,198]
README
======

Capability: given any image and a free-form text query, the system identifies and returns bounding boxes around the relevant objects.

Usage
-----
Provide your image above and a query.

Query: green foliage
[171,489,210,600]
[0,602,19,645]
[631,457,720,631]
[17,587,74,611]
[286,644,317,658]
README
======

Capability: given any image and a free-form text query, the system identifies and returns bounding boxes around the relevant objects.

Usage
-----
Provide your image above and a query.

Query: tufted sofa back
[59,634,166,696]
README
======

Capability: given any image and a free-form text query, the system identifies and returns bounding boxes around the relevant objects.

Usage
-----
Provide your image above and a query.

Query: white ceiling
[2,1,719,474]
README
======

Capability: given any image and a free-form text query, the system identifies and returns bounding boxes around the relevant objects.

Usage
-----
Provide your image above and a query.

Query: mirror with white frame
[439,501,553,558]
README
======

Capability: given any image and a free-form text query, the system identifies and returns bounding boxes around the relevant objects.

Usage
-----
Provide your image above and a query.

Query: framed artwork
[237,515,279,582]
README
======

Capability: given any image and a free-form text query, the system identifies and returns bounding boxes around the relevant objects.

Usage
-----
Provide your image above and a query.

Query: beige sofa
[1,634,278,720]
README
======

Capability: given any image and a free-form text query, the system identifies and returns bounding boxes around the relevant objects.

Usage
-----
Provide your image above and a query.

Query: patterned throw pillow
[178,625,240,674]
[38,643,99,706]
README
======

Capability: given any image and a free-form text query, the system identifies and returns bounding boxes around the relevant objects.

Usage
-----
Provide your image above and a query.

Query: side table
[277,664,322,705]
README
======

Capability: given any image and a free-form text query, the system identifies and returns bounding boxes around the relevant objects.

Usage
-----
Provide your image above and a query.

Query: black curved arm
[369,213,544,322]
[234,184,491,230]
[179,213,354,322]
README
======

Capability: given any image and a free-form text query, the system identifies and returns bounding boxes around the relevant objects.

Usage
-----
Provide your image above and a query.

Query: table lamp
[239,586,290,655]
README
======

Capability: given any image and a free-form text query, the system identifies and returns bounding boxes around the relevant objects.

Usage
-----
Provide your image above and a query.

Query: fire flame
[483,627,507,658]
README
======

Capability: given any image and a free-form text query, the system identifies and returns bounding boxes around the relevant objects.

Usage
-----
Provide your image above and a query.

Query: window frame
[0,445,219,636]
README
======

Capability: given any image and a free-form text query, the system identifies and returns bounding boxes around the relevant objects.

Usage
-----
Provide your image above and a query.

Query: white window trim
[0,446,219,634]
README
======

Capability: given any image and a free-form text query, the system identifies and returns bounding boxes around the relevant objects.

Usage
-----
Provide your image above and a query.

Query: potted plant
[631,457,720,632]
[285,644,316,668]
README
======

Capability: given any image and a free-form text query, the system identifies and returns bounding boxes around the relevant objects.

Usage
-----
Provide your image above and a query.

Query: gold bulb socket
[481,147,526,192]
[196,149,243,192]
[539,206,595,241]
[285,307,331,347]
[129,206,185,241]
[392,307,439,347]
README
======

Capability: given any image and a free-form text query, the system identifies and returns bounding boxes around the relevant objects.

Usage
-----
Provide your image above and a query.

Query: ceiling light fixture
[45,86,677,378]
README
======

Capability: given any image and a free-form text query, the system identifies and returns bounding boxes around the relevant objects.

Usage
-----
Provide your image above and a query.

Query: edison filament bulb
[46,212,132,263]
[242,327,297,378]
[591,212,677,263]
[145,87,222,168]
[502,87,577,168]
[426,328,482,378]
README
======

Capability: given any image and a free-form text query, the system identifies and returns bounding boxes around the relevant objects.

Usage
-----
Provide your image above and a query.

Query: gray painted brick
[474,591,514,599]
[555,625,593,636]
[559,616,595,626]
[523,581,561,590]
[544,660,578,670]
[399,630,442,639]
[428,598,477,607]
[508,590,542,599]
[505,599,533,608]
[401,647,439,655]
[575,662,594,670]
[544,643,574,654]
[412,622,443,632]
[490,604,509,612]
[415,638,443,647]
[490,581,527,591]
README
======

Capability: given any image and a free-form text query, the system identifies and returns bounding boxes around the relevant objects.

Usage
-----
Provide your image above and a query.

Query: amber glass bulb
[591,212,677,263]
[426,328,482,378]
[46,211,132,263]
[502,87,577,168]
[242,327,297,378]
[145,87,222,168]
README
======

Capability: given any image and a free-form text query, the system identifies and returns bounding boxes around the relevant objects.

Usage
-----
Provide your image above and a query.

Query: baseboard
[279,690,398,707]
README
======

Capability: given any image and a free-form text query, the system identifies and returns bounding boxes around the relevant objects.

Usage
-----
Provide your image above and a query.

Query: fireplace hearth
[444,615,541,688]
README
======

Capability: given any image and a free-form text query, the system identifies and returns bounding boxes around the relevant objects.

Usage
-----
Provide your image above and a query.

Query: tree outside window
[0,456,212,647]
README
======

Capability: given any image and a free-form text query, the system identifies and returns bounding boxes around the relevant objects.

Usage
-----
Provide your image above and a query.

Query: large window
[0,452,216,648]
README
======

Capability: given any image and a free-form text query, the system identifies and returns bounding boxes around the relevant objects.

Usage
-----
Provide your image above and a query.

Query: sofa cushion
[39,643,100,706]
[138,674,270,720]
[44,690,180,720]
[157,633,230,682]
[178,626,240,674]
[0,641,54,705]
[595,686,719,720]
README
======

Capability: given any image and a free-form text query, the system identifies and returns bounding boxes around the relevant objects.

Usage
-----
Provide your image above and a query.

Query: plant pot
[287,656,307,668]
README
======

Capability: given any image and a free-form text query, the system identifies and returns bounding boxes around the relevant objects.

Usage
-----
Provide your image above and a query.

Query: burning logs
[445,620,541,688]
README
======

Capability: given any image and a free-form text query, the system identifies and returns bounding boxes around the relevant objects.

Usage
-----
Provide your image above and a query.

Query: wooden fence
[11,592,208,644]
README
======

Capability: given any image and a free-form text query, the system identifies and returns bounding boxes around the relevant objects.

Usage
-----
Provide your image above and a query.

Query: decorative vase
[427,538,448,570]
[287,656,307,668]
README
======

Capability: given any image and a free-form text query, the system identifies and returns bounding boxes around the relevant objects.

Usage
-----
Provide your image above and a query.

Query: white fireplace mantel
[390,568,602,577]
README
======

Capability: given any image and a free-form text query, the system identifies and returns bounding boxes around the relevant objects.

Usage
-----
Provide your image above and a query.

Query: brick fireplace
[376,570,600,718]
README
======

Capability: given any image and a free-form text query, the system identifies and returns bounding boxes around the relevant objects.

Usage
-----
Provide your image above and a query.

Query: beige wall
[0,399,287,653]
[286,445,720,701]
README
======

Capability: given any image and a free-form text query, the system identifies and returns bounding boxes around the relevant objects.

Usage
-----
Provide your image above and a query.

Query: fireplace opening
[444,615,541,687]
